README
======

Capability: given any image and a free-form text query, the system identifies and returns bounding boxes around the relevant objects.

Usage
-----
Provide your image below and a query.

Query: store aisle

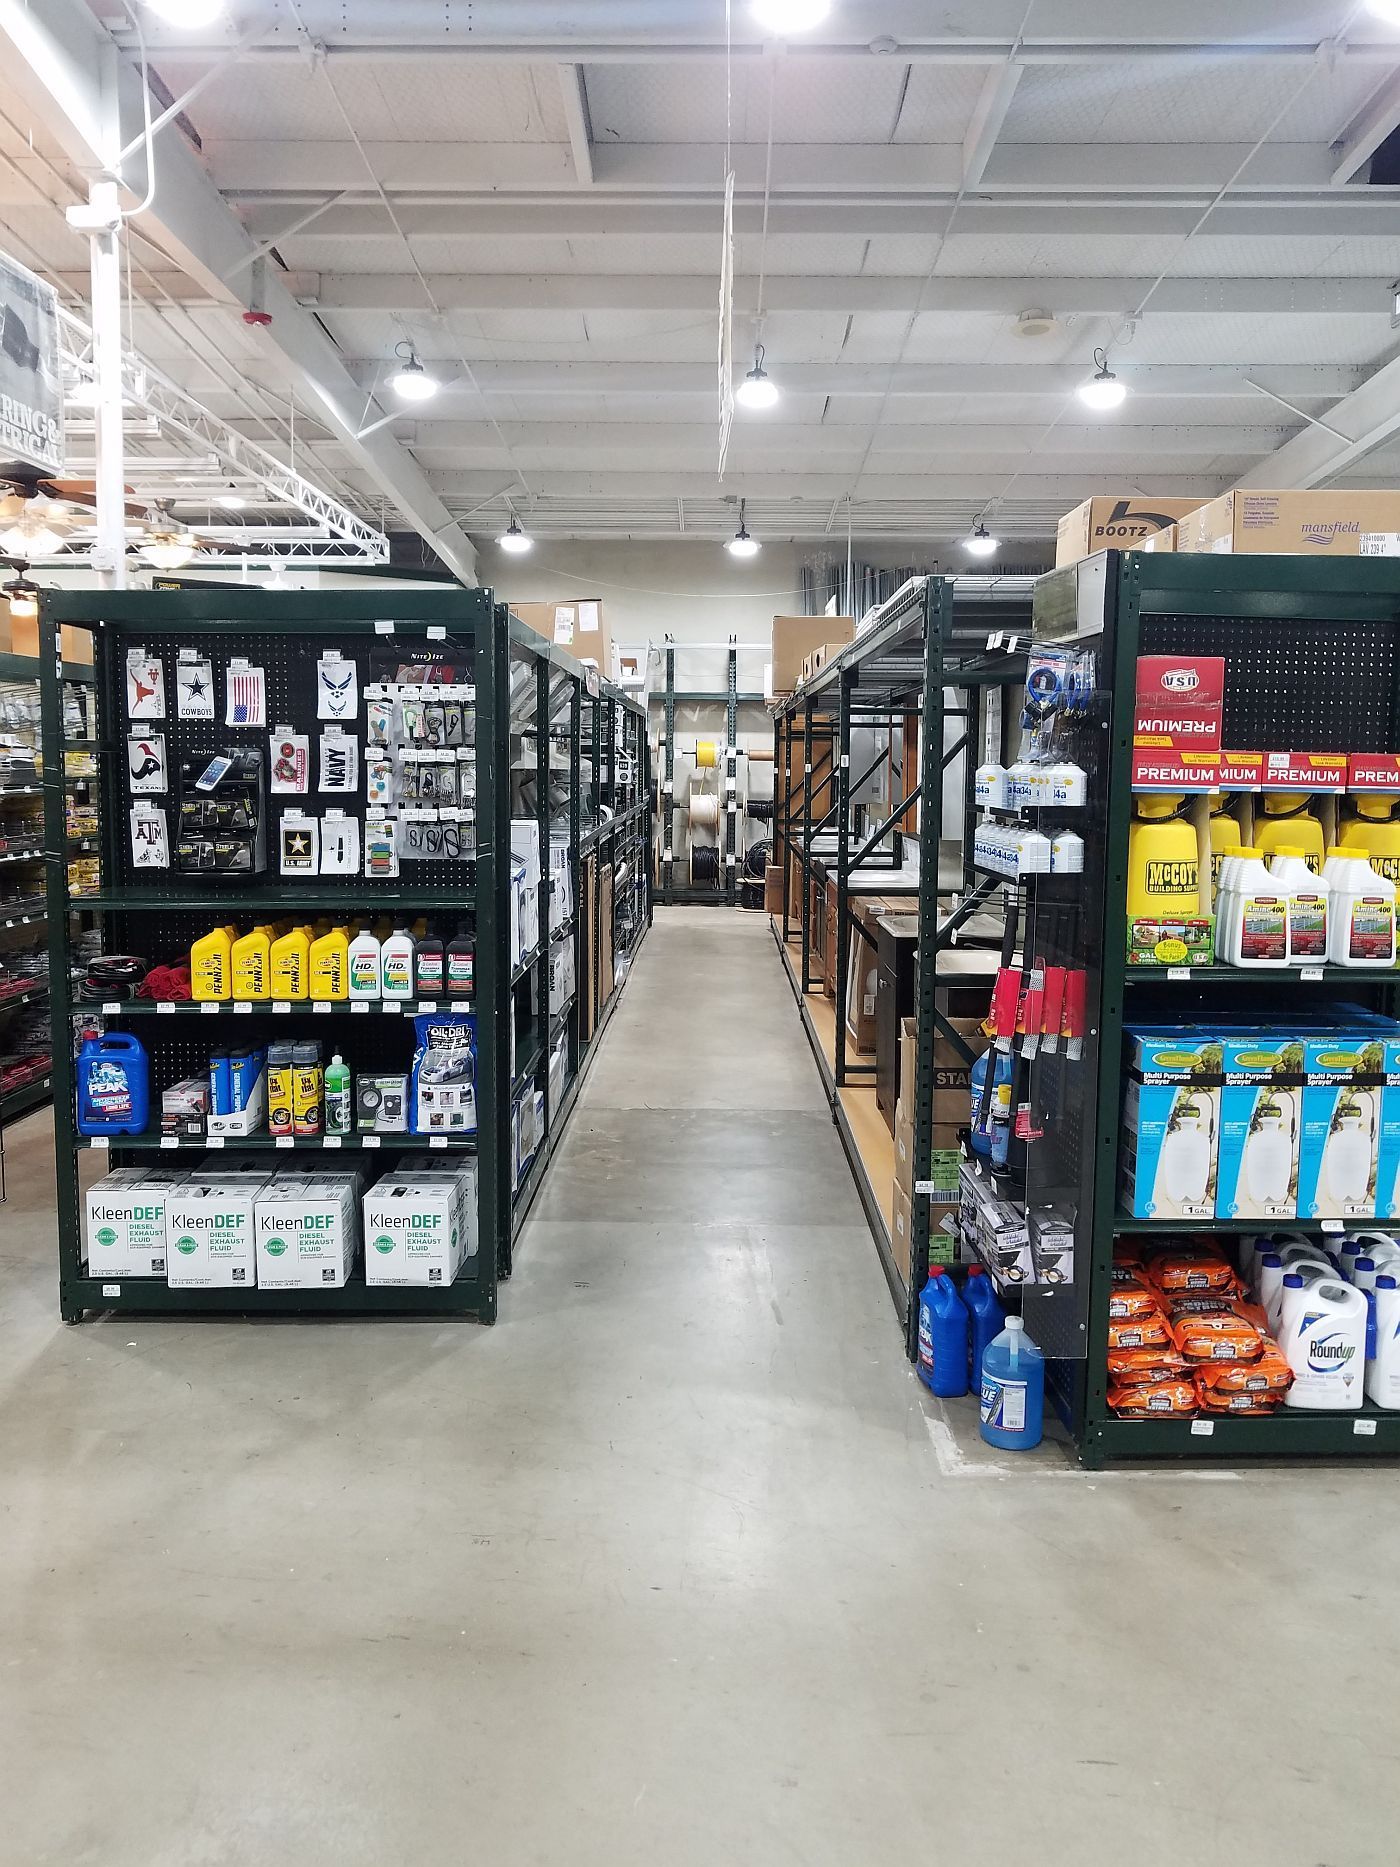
[1,909,1398,1864]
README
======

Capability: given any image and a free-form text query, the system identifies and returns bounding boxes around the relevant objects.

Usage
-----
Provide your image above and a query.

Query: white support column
[84,180,128,588]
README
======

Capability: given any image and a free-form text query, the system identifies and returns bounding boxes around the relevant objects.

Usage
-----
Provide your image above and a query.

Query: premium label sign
[0,252,64,475]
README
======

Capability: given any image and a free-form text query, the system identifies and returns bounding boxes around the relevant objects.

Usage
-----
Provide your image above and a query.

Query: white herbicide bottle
[1365,1275,1400,1409]
[1216,849,1289,968]
[1268,846,1329,965]
[1267,1257,1334,1334]
[1325,847,1397,967]
[1281,1276,1367,1410]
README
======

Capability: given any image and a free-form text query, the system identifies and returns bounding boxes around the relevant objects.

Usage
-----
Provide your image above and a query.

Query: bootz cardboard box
[1374,1036,1400,1220]
[84,1167,187,1278]
[1217,1037,1302,1222]
[1121,1032,1222,1220]
[1297,1033,1384,1220]
[165,1176,267,1288]
[255,1179,358,1289]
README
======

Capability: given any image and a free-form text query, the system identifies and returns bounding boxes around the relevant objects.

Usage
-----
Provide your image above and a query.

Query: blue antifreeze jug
[77,1031,149,1136]
[969,1050,1013,1159]
[917,1266,969,1398]
[979,1316,1045,1450]
[964,1264,1006,1388]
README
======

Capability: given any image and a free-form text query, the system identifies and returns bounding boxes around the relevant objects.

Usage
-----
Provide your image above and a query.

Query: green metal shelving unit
[38,590,649,1324]
[1038,550,1400,1465]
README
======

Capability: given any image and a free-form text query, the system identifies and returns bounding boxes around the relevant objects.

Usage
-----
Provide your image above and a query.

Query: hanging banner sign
[0,252,64,475]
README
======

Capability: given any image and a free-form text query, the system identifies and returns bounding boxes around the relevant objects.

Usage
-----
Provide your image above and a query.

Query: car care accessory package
[176,747,266,876]
[1121,1032,1221,1220]
[410,1010,477,1135]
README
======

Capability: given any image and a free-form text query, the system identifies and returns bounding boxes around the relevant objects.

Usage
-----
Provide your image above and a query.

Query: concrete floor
[1,906,1397,1864]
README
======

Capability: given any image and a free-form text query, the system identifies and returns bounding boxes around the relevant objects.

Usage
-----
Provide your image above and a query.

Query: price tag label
[207,1135,226,1149]
[160,1136,180,1150]
[427,625,446,641]
[351,1001,369,1015]
[1167,969,1191,983]
[201,1001,220,1015]
[276,1136,294,1150]
[314,1002,332,1015]
[374,620,394,635]
[1322,1219,1344,1235]
[102,1001,121,1015]
[384,1001,402,1014]
[1354,1418,1378,1437]
[323,1135,343,1149]
[157,1002,175,1016]
[362,1134,382,1149]
[418,1000,438,1014]
[272,1002,291,1016]
[1190,1419,1215,1437]
[233,1002,252,1015]
[89,1136,110,1150]
[429,1136,449,1150]
[102,1284,121,1298]
[1300,967,1324,982]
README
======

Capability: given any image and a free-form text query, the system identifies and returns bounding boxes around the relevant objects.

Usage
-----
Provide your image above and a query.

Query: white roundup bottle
[1365,1274,1400,1409]
[1281,1275,1368,1410]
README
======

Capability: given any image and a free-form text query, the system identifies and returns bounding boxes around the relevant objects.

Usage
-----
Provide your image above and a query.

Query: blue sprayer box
[1120,1031,1222,1221]
[1297,1032,1384,1221]
[1216,1036,1303,1223]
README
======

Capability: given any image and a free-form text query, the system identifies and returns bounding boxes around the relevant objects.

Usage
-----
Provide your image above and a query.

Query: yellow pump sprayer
[1128,794,1201,921]
[1340,796,1400,885]
[1255,792,1325,875]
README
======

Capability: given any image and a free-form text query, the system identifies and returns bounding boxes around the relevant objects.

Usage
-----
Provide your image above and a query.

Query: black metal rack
[38,590,649,1323]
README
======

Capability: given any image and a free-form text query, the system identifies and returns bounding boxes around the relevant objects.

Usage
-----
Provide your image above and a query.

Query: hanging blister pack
[317,652,358,721]
[126,650,166,721]
[319,811,361,876]
[225,658,267,727]
[270,729,310,794]
[364,812,399,879]
[175,651,215,721]
[366,698,395,748]
[126,733,167,794]
[318,730,358,794]
[279,811,320,877]
[129,801,170,869]
[366,753,396,807]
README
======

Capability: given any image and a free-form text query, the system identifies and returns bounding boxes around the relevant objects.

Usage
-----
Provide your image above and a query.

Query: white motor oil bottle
[1365,1274,1400,1408]
[1281,1275,1368,1410]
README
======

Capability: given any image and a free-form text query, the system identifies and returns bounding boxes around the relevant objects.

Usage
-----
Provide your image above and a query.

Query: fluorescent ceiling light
[1078,348,1128,412]
[145,1,227,25]
[499,516,533,555]
[752,0,831,31]
[963,523,999,558]
[736,345,780,410]
[389,350,438,403]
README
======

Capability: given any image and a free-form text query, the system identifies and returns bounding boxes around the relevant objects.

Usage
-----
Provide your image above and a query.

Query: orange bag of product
[1196,1384,1282,1416]
[1195,1343,1293,1396]
[1108,1380,1198,1418]
[1169,1299,1264,1364]
[1107,1346,1191,1387]
[1108,1312,1172,1353]
[1148,1245,1242,1298]
[1109,1270,1163,1323]
[1113,1242,1146,1270]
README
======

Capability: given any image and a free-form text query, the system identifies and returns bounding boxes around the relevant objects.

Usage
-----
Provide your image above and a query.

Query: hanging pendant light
[499,516,534,555]
[1078,348,1128,412]
[736,344,780,410]
[389,342,439,403]
[4,574,39,622]
[727,500,761,558]
[963,522,999,558]
[142,529,199,571]
[752,0,831,32]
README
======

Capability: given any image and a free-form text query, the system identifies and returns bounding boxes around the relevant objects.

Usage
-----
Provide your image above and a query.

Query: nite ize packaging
[1297,1033,1382,1221]
[1120,1032,1221,1221]
[1131,655,1225,792]
[1216,1037,1301,1223]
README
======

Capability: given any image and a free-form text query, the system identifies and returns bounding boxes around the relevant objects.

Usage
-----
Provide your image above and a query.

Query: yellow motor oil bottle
[191,924,235,1001]
[1255,792,1325,874]
[309,924,350,1001]
[270,924,312,1000]
[1127,794,1200,921]
[1340,796,1400,886]
[1207,792,1243,895]
[231,925,273,1002]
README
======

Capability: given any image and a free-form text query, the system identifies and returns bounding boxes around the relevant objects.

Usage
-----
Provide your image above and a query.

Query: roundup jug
[1255,792,1325,873]
[77,1032,149,1136]
[1365,1274,1400,1408]
[1281,1276,1367,1410]
[1340,796,1400,885]
[1161,1096,1213,1208]
[1128,794,1199,921]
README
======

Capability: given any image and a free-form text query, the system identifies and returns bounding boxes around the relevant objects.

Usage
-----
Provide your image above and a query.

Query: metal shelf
[1127,964,1400,985]
[72,890,478,913]
[0,1073,52,1127]
[91,997,466,1018]
[80,1131,476,1154]
[1089,1410,1400,1461]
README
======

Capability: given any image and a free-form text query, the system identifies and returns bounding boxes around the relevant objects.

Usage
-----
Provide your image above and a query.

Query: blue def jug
[916,1266,969,1398]
[77,1031,150,1136]
[979,1316,1045,1450]
[964,1264,1006,1388]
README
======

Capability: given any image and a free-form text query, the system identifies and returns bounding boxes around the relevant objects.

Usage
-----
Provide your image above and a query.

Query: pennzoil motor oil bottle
[1127,794,1200,921]
[1255,792,1325,874]
[191,924,236,1001]
[270,925,312,1001]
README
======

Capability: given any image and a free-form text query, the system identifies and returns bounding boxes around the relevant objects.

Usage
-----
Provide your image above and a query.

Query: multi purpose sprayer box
[1120,1032,1222,1220]
[1297,1034,1384,1220]
[1216,1037,1302,1222]
[1373,1037,1400,1220]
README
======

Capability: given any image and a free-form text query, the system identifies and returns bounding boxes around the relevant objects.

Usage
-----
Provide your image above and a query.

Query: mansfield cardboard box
[511,598,613,675]
[771,615,854,696]
[1178,490,1400,557]
[1055,497,1202,568]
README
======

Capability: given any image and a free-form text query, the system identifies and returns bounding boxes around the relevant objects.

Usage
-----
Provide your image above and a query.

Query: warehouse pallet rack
[654,635,770,905]
[771,575,1032,1328]
[1035,550,1400,1465]
[39,588,649,1323]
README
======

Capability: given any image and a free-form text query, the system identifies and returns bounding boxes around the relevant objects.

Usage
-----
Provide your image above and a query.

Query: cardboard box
[1178,489,1400,557]
[598,863,615,1010]
[771,615,854,696]
[1217,1037,1302,1223]
[1138,525,1177,554]
[363,1166,477,1286]
[844,897,886,1052]
[1056,497,1202,568]
[165,1177,266,1288]
[1120,1032,1222,1221]
[84,1168,184,1279]
[764,863,783,915]
[1,615,92,663]
[1131,653,1224,792]
[891,1181,913,1284]
[1260,751,1348,794]
[899,1014,986,1131]
[511,598,612,674]
[255,1179,358,1289]
[1350,754,1400,793]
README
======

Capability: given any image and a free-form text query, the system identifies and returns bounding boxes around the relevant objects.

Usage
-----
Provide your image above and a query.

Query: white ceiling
[2,1,1400,559]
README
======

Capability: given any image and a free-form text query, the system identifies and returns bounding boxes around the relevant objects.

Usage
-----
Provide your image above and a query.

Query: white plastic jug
[1161,1100,1213,1207]
[1326,849,1398,967]
[1217,851,1289,968]
[1244,1102,1294,1205]
[1269,848,1329,964]
[1365,1275,1400,1409]
[1325,1104,1375,1207]
[1282,1276,1367,1410]
[1346,1230,1400,1272]
[1268,1258,1335,1334]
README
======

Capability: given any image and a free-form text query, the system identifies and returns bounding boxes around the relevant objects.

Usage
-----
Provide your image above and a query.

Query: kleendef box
[165,1177,267,1288]
[363,1166,476,1286]
[255,1179,358,1289]
[1131,655,1224,791]
[85,1168,185,1278]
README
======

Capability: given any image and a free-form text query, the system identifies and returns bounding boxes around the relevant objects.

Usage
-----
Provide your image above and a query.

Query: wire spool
[746,798,775,823]
[740,880,765,911]
[690,847,721,887]
[695,741,720,768]
[688,792,721,831]
[743,839,770,880]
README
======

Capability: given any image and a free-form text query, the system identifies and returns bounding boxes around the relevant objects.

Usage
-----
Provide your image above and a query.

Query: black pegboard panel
[1144,614,1400,755]
[106,631,478,897]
